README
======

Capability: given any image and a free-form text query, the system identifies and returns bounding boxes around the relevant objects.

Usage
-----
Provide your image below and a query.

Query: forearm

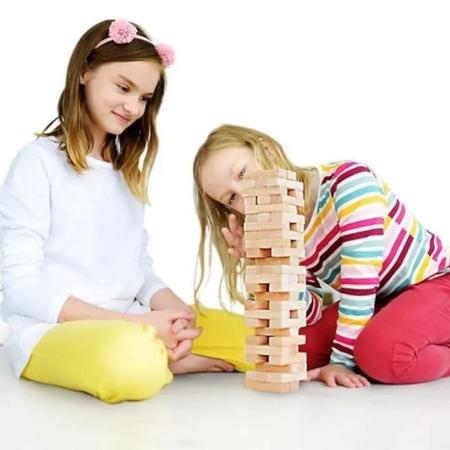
[57,295,140,323]
[149,288,191,311]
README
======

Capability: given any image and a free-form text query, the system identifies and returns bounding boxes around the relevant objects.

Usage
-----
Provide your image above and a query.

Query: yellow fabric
[192,305,255,373]
[21,306,254,403]
[22,320,172,404]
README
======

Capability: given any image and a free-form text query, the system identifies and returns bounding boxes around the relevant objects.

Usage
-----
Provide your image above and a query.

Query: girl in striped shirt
[192,123,450,388]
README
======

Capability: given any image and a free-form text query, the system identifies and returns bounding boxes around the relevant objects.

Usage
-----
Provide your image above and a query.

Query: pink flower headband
[94,19,175,68]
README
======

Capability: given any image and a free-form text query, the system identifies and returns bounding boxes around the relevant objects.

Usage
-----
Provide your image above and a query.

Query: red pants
[300,273,450,384]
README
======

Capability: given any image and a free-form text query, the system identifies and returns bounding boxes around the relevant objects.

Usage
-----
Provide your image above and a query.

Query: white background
[0,0,449,320]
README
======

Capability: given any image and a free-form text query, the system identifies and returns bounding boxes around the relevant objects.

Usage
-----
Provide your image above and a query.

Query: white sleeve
[134,229,167,308]
[0,146,71,323]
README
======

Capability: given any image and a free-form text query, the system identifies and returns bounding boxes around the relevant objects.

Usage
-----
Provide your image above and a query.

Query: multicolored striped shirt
[299,161,450,368]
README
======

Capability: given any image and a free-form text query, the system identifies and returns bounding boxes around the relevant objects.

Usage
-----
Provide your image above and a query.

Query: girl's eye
[229,193,236,205]
[117,84,129,92]
[239,167,246,179]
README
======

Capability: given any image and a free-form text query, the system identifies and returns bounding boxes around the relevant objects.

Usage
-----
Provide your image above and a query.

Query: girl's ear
[79,65,91,85]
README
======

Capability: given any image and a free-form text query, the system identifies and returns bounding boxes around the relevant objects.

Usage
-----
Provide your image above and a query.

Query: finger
[357,375,371,387]
[170,339,192,362]
[227,247,241,258]
[229,213,237,235]
[221,227,234,247]
[167,309,195,322]
[171,319,188,334]
[323,373,337,387]
[349,376,364,388]
[176,327,202,341]
[338,375,357,388]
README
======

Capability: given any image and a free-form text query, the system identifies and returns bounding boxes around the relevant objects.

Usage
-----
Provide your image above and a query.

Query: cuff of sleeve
[330,349,356,369]
[136,281,167,308]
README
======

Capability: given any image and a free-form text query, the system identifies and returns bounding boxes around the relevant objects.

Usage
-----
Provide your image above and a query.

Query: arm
[298,270,325,326]
[0,147,71,323]
[330,162,387,368]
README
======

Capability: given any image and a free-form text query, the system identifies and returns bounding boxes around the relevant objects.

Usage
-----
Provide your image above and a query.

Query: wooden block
[269,353,306,365]
[269,335,306,346]
[246,265,306,275]
[255,327,300,336]
[245,238,298,250]
[253,292,298,301]
[245,353,268,363]
[243,186,289,197]
[244,378,299,393]
[245,203,298,214]
[269,282,306,292]
[269,317,305,328]
[245,283,268,292]
[255,361,306,373]
[244,300,269,310]
[243,179,255,188]
[244,196,256,207]
[245,309,290,320]
[246,345,299,356]
[260,212,304,223]
[245,318,269,328]
[251,177,303,191]
[269,300,307,311]
[244,169,292,180]
[246,274,298,285]
[265,194,304,207]
[271,247,305,257]
[246,248,272,258]
[244,220,296,232]
[244,230,303,240]
[256,195,271,204]
[245,335,269,345]
[246,371,306,383]
[253,257,300,266]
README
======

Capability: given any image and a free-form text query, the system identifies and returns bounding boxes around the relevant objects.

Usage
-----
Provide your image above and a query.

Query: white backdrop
[0,0,449,327]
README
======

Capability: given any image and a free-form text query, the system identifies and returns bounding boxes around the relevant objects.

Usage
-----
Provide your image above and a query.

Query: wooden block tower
[243,168,307,393]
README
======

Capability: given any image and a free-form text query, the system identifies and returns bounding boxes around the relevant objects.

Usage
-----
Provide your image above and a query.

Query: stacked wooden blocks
[243,168,307,393]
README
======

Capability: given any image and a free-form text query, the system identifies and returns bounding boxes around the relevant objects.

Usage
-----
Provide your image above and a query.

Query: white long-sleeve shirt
[0,137,167,376]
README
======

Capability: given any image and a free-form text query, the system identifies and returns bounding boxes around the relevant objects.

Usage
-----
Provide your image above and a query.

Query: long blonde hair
[193,124,318,308]
[37,19,166,204]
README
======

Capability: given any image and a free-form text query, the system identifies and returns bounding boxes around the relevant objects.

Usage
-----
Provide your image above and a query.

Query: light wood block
[246,265,306,275]
[244,229,303,240]
[245,353,268,363]
[255,327,300,336]
[245,203,298,214]
[269,282,306,292]
[244,378,299,393]
[269,300,307,311]
[269,353,307,365]
[243,186,289,197]
[244,300,269,310]
[255,361,306,373]
[269,317,305,328]
[246,370,306,383]
[269,335,306,346]
[246,345,299,356]
[245,274,298,285]
[245,335,269,345]
[245,309,290,320]
[245,318,269,328]
[253,292,299,301]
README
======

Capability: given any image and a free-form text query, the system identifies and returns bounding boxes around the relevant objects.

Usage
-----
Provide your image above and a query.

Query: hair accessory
[95,19,175,68]
[154,44,175,68]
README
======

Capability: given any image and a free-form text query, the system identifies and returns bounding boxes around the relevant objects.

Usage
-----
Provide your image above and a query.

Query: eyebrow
[118,75,154,96]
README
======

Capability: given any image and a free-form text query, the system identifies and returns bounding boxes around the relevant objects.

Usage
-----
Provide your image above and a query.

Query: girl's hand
[139,310,201,361]
[306,364,371,388]
[221,213,246,259]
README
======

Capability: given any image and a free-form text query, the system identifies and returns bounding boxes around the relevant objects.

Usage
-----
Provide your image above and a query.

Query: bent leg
[22,320,173,403]
[354,274,450,384]
[191,302,340,372]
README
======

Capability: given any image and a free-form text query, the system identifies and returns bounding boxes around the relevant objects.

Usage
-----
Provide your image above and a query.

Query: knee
[95,322,173,403]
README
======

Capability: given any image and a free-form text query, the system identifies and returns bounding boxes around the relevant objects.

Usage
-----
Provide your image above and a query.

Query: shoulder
[320,161,379,196]
[10,137,64,173]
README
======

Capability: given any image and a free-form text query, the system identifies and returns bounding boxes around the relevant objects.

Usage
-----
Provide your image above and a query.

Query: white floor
[1,347,449,450]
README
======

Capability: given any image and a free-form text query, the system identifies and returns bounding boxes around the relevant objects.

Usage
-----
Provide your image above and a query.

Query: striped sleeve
[330,162,387,368]
[298,269,323,325]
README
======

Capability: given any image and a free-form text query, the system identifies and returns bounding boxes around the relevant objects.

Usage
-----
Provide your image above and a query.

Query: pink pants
[300,273,450,384]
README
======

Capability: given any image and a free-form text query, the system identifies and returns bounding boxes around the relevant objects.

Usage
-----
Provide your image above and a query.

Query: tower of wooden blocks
[243,168,307,393]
